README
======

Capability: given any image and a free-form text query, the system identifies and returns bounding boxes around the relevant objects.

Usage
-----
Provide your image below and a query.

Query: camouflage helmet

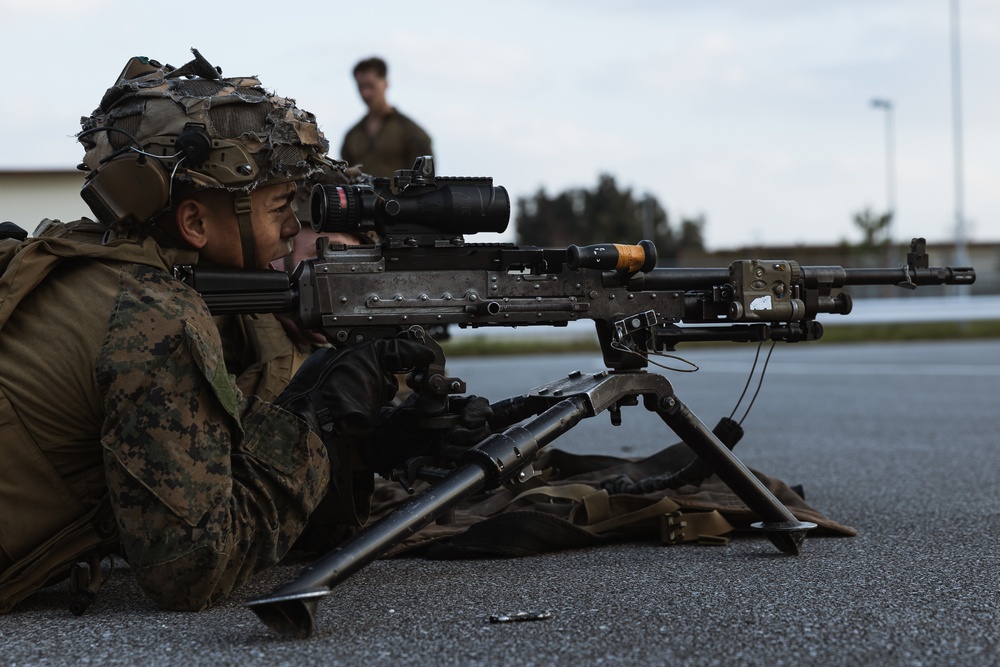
[78,48,331,230]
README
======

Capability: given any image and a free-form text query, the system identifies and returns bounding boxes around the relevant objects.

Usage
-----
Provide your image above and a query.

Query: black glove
[0,222,28,241]
[276,338,436,438]
[362,394,494,472]
[438,395,494,447]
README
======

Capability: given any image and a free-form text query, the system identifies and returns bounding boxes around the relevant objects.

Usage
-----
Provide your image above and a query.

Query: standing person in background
[341,57,433,178]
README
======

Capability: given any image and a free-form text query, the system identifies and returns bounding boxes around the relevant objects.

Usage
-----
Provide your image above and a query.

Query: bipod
[246,368,814,638]
[515,369,815,554]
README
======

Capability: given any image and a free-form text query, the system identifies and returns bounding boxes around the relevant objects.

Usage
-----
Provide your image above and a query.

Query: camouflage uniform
[340,110,433,178]
[0,233,330,612]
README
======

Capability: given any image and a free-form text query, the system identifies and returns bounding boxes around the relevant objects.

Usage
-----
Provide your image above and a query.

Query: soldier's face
[201,181,302,269]
[249,181,302,268]
[355,70,388,110]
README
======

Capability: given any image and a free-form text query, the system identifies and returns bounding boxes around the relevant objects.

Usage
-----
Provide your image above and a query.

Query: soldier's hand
[362,394,494,472]
[276,338,436,437]
[440,395,493,447]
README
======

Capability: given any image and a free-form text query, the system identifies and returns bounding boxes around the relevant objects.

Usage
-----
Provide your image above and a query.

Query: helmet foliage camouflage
[78,48,330,228]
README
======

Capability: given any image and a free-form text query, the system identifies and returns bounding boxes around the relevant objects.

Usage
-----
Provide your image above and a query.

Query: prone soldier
[0,49,487,614]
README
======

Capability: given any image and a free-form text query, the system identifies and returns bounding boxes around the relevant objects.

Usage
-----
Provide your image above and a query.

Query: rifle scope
[310,180,510,238]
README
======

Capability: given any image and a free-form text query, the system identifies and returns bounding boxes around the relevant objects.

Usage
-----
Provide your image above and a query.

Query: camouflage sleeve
[96,265,330,611]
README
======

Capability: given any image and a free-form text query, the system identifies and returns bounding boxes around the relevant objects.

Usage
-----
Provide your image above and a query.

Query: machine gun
[176,157,975,638]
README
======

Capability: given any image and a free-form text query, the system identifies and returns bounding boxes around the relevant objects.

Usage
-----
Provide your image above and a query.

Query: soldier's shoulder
[34,218,107,242]
[126,260,204,295]
[390,109,428,132]
[98,263,219,380]
[113,262,212,328]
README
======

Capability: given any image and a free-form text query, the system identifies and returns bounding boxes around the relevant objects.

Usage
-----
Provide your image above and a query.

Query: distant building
[0,169,85,233]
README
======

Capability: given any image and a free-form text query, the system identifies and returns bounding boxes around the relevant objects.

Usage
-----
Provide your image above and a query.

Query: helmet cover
[78,48,330,193]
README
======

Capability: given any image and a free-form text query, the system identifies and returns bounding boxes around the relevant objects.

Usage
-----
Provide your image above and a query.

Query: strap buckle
[660,509,734,545]
[660,510,687,545]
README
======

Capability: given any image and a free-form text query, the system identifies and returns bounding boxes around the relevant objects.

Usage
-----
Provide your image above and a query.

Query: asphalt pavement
[3,340,998,666]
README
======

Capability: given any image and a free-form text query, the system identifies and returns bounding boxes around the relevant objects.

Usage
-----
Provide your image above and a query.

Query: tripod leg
[246,396,590,638]
[652,393,815,555]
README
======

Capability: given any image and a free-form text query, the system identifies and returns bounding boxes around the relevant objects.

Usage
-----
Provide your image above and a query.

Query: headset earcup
[80,154,170,226]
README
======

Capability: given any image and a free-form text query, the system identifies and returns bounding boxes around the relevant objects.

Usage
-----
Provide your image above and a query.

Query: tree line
[514,173,705,262]
[515,172,895,260]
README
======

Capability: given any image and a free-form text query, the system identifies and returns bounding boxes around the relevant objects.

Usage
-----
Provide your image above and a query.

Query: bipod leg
[522,369,815,555]
[246,395,591,638]
[650,392,815,555]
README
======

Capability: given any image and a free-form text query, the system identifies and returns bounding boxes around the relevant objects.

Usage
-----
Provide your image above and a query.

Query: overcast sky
[1,0,996,251]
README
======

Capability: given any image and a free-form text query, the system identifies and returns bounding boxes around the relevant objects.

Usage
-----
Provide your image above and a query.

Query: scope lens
[310,184,359,233]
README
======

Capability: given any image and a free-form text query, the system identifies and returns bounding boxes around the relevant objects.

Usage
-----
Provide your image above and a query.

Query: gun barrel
[839,266,976,286]
[638,265,975,291]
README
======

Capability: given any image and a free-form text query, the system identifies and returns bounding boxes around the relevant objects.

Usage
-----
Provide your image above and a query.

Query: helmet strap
[234,194,258,269]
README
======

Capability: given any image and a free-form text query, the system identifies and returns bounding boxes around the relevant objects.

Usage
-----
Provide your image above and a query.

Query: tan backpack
[0,222,167,615]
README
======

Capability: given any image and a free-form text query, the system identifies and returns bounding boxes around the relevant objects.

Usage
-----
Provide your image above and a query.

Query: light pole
[870,98,896,257]
[950,0,970,296]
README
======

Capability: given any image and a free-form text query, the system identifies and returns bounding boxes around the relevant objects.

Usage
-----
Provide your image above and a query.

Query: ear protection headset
[79,124,259,229]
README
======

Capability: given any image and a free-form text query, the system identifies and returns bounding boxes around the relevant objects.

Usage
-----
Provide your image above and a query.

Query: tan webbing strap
[660,510,734,546]
[579,490,681,534]
[234,194,257,269]
[0,499,116,614]
[585,495,733,544]
[506,484,598,506]
[504,484,734,544]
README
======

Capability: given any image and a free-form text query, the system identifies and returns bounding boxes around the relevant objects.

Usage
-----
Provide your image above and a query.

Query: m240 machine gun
[177,157,975,637]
